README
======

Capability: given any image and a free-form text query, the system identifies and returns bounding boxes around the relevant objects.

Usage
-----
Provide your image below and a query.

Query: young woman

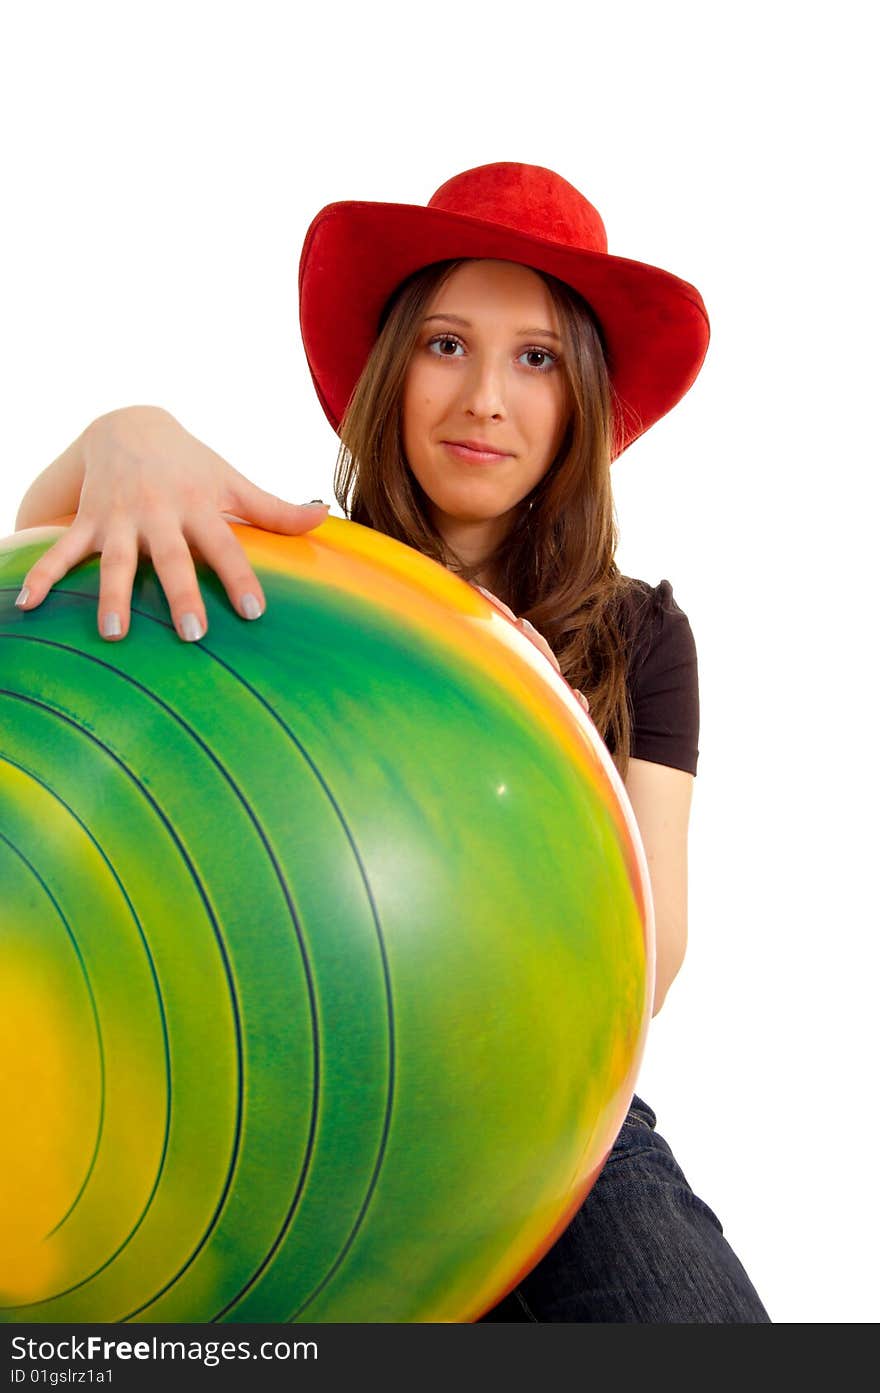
[13,161,770,1322]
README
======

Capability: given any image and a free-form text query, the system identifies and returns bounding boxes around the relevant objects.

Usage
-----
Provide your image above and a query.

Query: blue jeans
[478,1095,771,1323]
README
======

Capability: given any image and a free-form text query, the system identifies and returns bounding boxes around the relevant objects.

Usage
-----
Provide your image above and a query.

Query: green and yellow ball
[0,515,654,1323]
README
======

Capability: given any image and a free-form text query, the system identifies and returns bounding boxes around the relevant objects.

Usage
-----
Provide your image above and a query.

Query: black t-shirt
[607,578,700,777]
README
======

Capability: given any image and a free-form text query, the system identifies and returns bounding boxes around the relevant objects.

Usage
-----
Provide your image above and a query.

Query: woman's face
[401,259,569,568]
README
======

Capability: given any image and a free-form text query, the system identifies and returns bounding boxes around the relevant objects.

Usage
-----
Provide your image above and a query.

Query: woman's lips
[442,441,512,463]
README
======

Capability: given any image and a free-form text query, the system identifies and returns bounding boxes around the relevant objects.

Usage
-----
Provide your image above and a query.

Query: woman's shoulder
[615,574,700,775]
[617,575,694,670]
[619,574,686,614]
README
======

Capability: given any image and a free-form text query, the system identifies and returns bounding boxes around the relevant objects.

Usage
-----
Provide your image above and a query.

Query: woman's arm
[15,407,197,530]
[13,406,330,642]
[623,757,694,1016]
[15,421,93,530]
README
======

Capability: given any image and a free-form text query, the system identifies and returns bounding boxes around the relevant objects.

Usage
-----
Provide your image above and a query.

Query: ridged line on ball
[0,816,110,1237]
[0,609,399,1322]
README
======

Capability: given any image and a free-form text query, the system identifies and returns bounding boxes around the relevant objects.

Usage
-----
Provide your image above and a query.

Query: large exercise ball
[0,514,654,1323]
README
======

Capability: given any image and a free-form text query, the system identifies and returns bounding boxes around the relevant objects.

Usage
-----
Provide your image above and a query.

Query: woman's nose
[459,357,506,419]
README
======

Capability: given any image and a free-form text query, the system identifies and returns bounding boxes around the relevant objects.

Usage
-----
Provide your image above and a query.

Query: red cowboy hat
[298,161,709,459]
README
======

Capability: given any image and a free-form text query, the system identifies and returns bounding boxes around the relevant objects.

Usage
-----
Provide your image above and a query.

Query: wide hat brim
[298,200,710,459]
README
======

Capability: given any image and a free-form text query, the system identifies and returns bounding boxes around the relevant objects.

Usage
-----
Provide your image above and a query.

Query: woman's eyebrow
[423,313,561,342]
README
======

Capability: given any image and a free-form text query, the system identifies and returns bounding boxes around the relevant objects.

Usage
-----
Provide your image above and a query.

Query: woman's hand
[470,583,590,716]
[14,406,330,642]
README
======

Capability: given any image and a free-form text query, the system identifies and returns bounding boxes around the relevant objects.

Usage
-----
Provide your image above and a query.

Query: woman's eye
[518,348,557,371]
[428,335,464,357]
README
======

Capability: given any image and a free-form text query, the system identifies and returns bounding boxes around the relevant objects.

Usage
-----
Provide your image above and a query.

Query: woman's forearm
[15,422,93,530]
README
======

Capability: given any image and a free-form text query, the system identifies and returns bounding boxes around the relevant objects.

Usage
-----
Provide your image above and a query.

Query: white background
[1,1,876,1324]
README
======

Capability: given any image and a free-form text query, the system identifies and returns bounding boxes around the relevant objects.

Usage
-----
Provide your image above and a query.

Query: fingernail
[180,612,205,642]
[474,585,514,617]
[240,593,262,620]
[101,612,122,638]
[519,618,539,637]
[303,499,328,507]
[15,586,30,607]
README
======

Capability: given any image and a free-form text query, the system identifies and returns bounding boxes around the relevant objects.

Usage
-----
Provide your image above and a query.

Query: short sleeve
[626,579,700,776]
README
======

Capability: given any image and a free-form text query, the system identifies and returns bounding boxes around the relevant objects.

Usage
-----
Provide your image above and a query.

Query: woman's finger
[147,525,209,642]
[470,583,562,674]
[227,471,330,535]
[186,512,266,620]
[14,522,96,608]
[573,690,591,716]
[471,582,517,622]
[517,617,562,674]
[97,529,140,640]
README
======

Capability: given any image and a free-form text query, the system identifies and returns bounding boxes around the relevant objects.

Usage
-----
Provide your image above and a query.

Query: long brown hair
[333,258,643,782]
